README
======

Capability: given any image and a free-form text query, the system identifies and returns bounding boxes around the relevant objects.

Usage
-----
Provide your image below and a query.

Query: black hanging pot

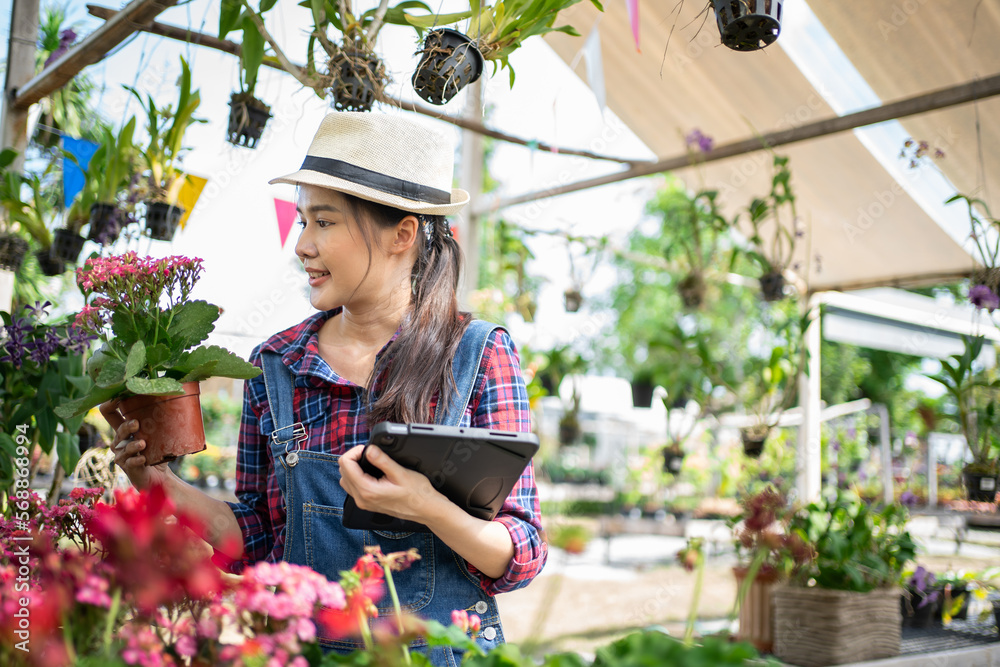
[564,288,583,313]
[412,28,485,106]
[144,201,185,241]
[962,471,998,503]
[741,429,768,458]
[0,233,29,271]
[713,0,783,52]
[663,449,685,474]
[632,380,655,408]
[759,271,786,301]
[328,49,387,112]
[678,273,706,309]
[227,93,272,148]
[34,248,65,276]
[51,228,86,263]
[88,202,123,245]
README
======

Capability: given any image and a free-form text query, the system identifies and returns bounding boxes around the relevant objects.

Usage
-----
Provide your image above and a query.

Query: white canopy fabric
[542,0,997,292]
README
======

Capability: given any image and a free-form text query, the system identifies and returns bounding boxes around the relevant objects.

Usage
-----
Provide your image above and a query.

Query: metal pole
[928,433,938,509]
[457,79,484,309]
[796,293,822,503]
[878,404,893,505]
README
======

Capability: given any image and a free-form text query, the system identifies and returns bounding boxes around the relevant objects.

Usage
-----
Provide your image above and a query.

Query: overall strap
[260,351,307,451]
[435,320,504,427]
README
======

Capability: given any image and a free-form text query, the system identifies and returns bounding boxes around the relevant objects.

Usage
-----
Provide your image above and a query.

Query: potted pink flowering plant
[55,252,260,465]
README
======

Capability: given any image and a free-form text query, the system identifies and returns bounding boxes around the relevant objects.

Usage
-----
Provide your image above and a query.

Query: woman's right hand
[99,399,172,489]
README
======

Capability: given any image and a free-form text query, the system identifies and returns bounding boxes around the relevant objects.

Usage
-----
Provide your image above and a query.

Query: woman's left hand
[338,445,445,523]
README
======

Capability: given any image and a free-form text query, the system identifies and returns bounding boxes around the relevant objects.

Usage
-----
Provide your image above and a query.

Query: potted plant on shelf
[128,57,204,241]
[729,486,814,653]
[739,152,802,302]
[219,1,274,148]
[925,335,1000,502]
[55,252,262,466]
[772,491,918,667]
[900,565,941,628]
[647,178,734,310]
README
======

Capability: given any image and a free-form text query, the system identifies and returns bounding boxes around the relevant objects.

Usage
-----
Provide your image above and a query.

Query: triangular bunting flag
[62,136,99,209]
[176,174,208,229]
[274,198,297,248]
[626,0,640,52]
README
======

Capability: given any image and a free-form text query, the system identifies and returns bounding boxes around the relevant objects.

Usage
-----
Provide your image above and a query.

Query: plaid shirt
[226,308,547,595]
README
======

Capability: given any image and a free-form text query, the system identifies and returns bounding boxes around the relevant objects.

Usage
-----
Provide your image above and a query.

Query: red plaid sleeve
[224,347,274,573]
[467,330,547,594]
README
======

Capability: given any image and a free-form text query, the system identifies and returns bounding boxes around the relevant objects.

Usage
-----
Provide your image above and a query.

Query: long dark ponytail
[343,194,470,424]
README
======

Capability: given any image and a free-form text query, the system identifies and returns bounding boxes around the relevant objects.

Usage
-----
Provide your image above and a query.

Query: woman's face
[294,185,401,313]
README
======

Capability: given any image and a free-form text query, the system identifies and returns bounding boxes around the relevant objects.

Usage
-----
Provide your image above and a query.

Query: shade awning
[542,0,995,292]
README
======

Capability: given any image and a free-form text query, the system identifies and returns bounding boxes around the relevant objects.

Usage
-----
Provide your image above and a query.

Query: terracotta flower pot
[734,566,779,653]
[118,382,206,466]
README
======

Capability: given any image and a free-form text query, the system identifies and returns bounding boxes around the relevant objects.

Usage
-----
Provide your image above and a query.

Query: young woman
[102,112,547,665]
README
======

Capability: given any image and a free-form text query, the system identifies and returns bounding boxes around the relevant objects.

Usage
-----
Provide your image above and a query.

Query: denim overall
[260,320,506,666]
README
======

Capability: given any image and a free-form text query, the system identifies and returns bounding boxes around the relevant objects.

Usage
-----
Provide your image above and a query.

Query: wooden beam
[13,0,178,111]
[1,0,39,167]
[478,72,1000,213]
[85,3,642,165]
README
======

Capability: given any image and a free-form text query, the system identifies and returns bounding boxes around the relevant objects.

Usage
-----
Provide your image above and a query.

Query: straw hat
[269,112,469,216]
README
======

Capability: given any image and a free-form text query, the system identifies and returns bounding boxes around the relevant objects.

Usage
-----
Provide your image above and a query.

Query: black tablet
[341,422,540,533]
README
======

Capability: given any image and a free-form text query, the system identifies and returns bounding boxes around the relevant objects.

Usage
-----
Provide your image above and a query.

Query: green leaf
[125,376,185,396]
[96,357,127,388]
[240,13,266,93]
[145,343,172,370]
[111,310,141,347]
[219,0,242,38]
[56,431,81,476]
[55,384,124,419]
[260,0,279,11]
[404,10,473,27]
[166,300,220,352]
[170,346,262,382]
[36,408,56,454]
[125,340,146,380]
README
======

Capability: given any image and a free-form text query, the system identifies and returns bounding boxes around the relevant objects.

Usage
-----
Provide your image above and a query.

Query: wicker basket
[773,585,901,667]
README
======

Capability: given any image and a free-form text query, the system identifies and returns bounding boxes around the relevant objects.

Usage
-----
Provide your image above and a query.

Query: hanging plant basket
[962,470,998,503]
[227,92,272,148]
[144,201,185,241]
[741,428,768,458]
[118,382,207,466]
[327,48,388,113]
[411,28,485,106]
[558,412,581,446]
[88,202,123,245]
[0,233,29,271]
[678,273,706,309]
[564,288,583,313]
[51,228,86,263]
[631,380,655,408]
[713,0,783,52]
[662,448,685,474]
[759,271,786,301]
[34,249,65,277]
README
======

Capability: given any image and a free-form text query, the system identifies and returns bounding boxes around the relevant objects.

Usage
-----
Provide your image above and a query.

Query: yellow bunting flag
[175,174,208,230]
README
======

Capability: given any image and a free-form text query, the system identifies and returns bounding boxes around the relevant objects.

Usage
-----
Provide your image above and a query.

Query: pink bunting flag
[274,198,297,248]
[626,0,640,52]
